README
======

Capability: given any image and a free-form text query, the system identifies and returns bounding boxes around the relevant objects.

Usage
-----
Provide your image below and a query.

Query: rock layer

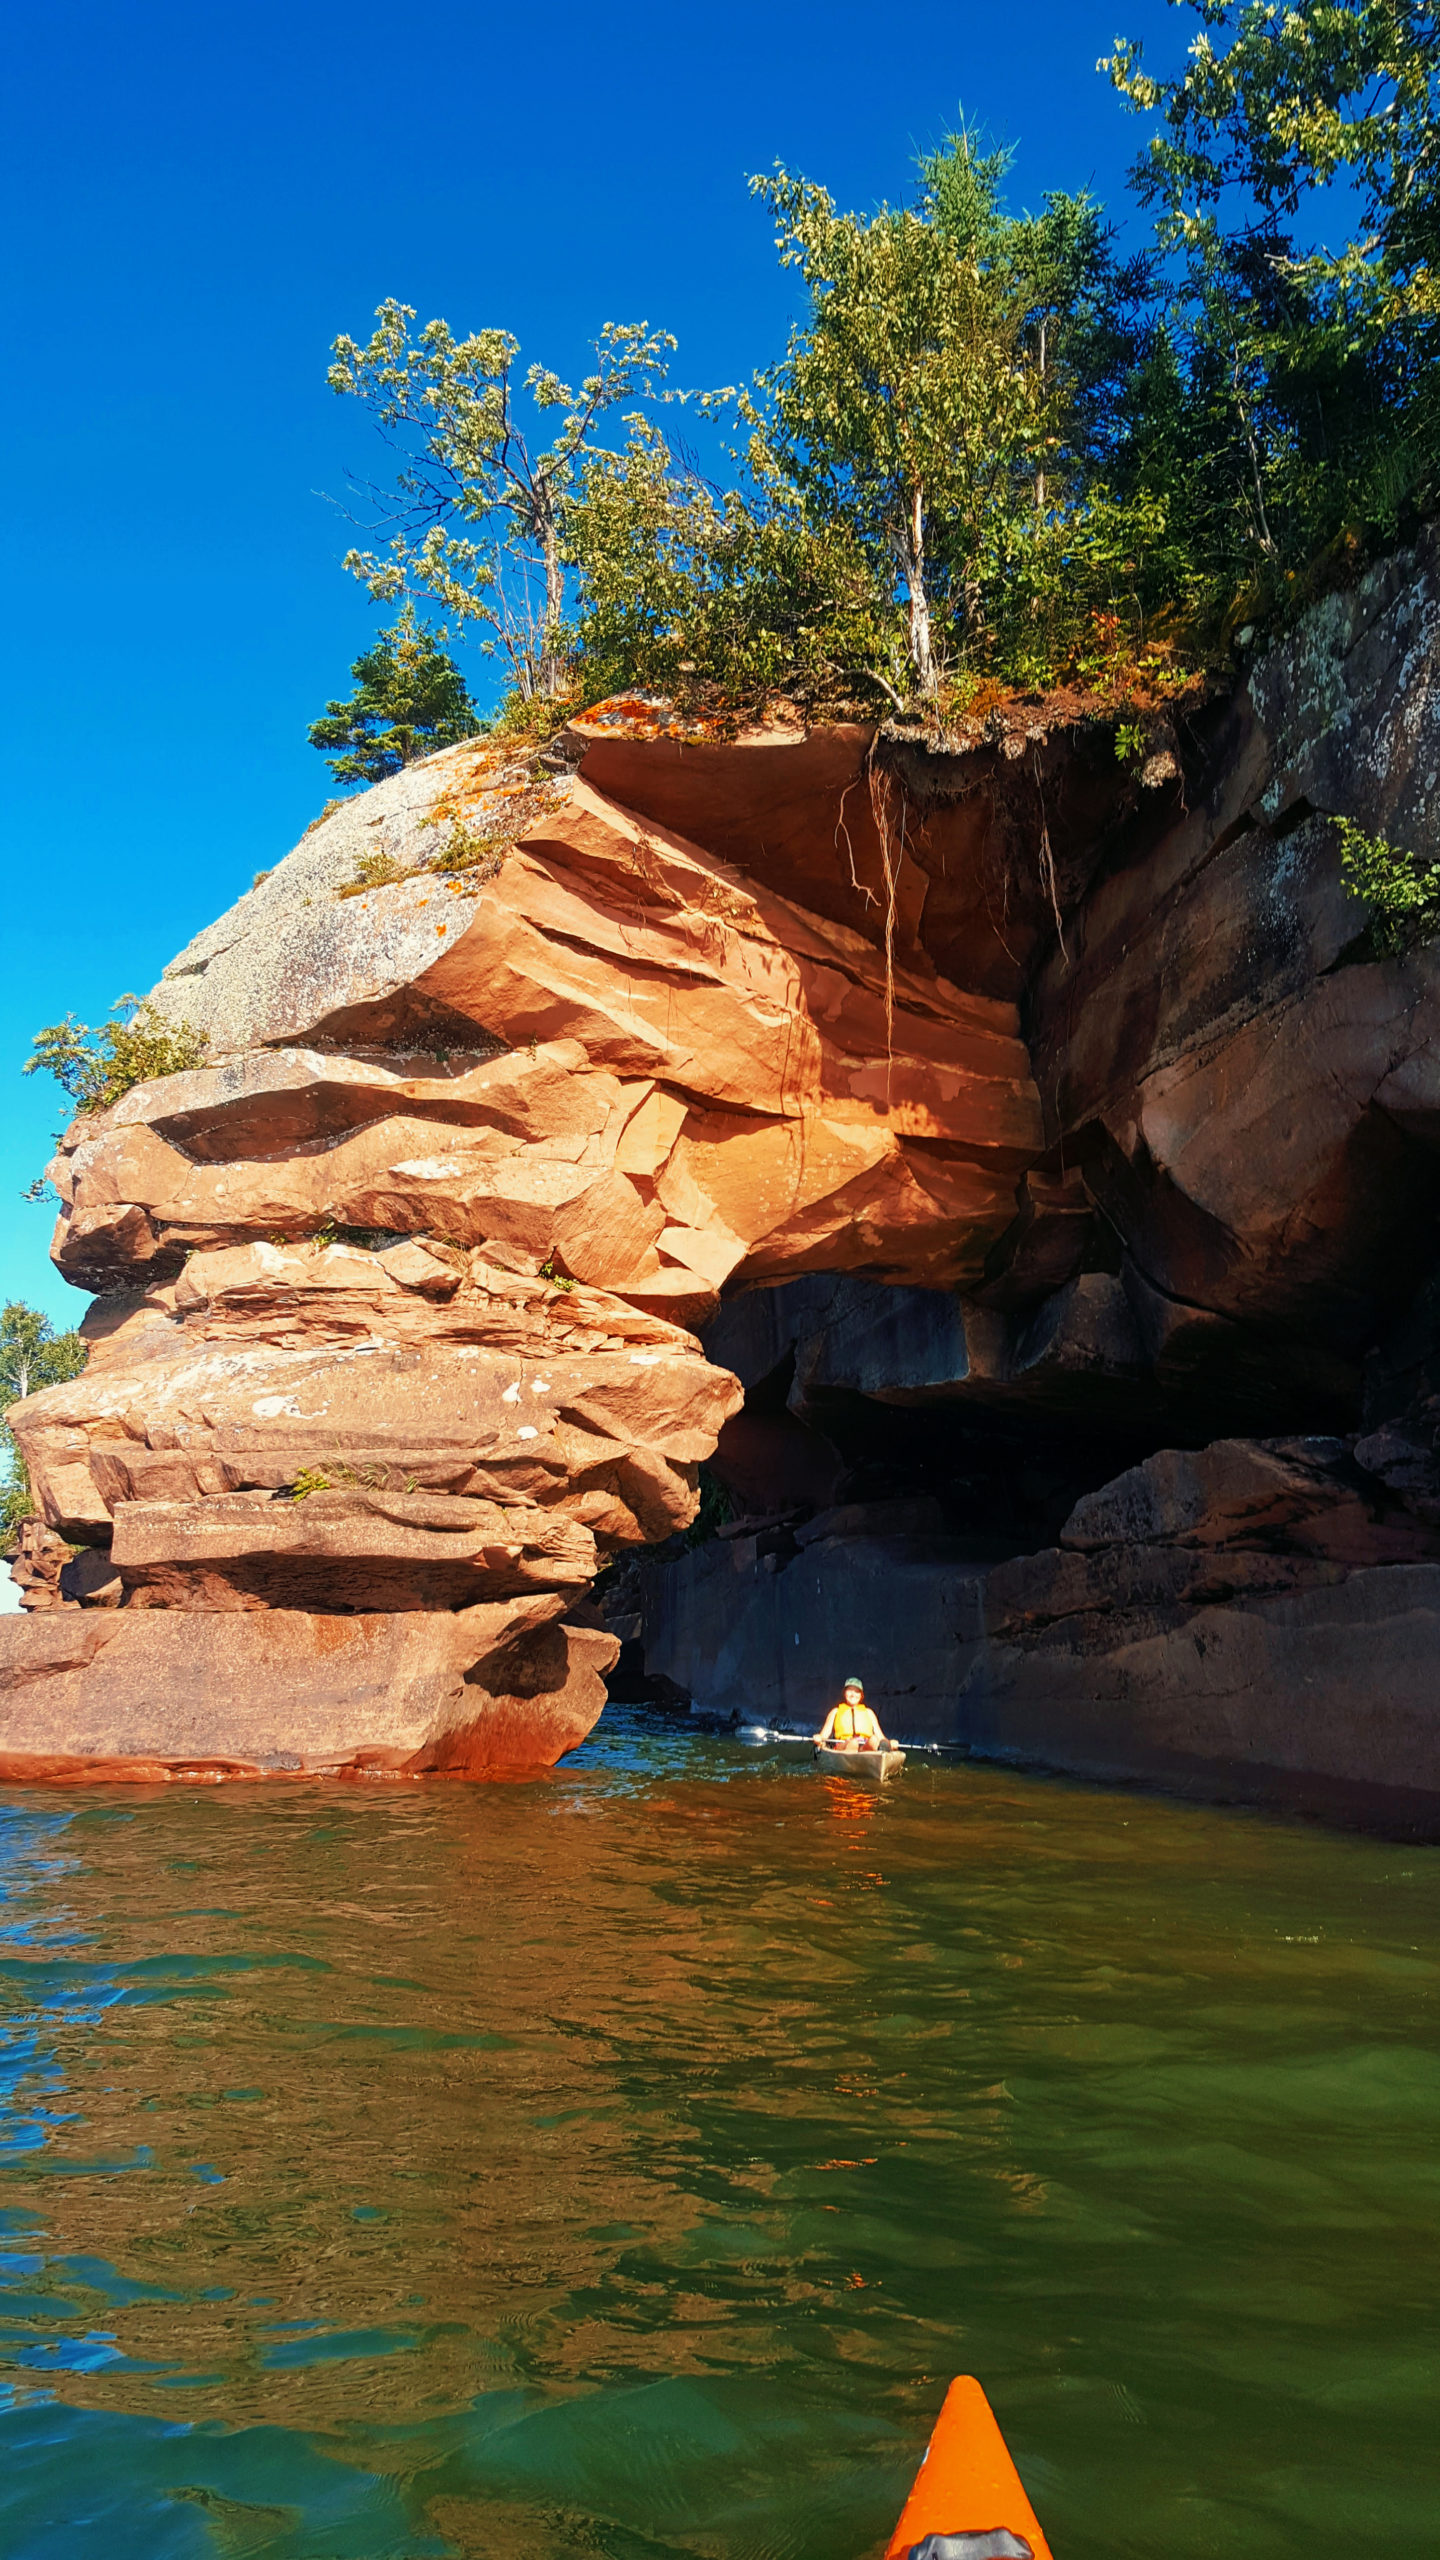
[0,1600,618,1784]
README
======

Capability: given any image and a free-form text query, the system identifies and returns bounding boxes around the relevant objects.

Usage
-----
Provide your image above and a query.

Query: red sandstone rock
[3,1518,75,1611]
[109,1487,599,1612]
[10,1256,739,1550]
[0,711,1050,1779]
[0,1596,617,1780]
[1025,536,1440,1400]
[1059,1437,1438,1567]
[963,1562,1440,1823]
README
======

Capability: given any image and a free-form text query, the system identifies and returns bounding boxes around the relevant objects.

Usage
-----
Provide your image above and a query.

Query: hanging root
[835,776,876,908]
[1031,747,1069,966]
[865,739,904,1101]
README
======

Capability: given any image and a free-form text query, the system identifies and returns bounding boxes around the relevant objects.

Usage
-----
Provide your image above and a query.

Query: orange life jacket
[832,1701,881,1743]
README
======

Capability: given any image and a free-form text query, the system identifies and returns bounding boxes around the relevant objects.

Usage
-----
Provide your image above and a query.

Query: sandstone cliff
[8,536,1440,1817]
[0,703,1039,1778]
[625,536,1440,1832]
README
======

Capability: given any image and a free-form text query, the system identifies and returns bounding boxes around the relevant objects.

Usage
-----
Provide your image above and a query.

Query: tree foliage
[328,1,1440,719]
[309,608,481,783]
[0,1437,31,1543]
[25,997,208,1115]
[1,1304,88,1540]
[750,141,1155,695]
[328,304,678,698]
[0,1303,87,1407]
[566,420,897,709]
[1105,0,1440,604]
[1335,815,1440,953]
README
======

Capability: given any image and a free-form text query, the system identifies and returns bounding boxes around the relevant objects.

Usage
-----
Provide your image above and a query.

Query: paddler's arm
[814,1706,839,1744]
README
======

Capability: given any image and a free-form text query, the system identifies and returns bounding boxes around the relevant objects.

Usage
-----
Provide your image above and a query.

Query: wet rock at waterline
[0,1598,618,1783]
[7,535,1440,1805]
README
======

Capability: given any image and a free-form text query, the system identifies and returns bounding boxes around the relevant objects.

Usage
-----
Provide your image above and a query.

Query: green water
[1,1710,1437,2560]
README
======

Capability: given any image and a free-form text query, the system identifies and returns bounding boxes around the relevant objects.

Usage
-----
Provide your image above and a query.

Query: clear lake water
[1,1706,1437,2559]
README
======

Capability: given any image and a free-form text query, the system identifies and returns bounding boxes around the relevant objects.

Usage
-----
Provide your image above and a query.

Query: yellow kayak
[814,1744,906,1780]
[885,2375,1053,2560]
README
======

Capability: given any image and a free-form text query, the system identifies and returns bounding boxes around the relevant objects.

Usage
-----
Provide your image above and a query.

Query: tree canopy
[1105,0,1440,597]
[0,1303,87,1407]
[327,309,678,700]
[321,0,1440,724]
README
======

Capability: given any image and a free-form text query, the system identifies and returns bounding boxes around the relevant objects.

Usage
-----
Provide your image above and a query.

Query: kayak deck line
[885,2376,1054,2560]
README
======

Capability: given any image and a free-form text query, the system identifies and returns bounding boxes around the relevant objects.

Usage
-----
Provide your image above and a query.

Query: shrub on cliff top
[24,996,208,1114]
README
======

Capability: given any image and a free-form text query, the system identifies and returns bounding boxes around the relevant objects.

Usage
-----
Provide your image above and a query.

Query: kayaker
[815,1678,891,1752]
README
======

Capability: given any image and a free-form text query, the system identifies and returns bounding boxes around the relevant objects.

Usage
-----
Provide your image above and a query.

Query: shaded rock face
[9,536,1440,1810]
[963,1433,1440,1829]
[634,1433,1440,1831]
[1027,538,1440,1419]
[622,536,1440,1830]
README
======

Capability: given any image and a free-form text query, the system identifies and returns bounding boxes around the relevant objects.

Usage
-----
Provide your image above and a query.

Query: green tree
[24,996,208,1115]
[308,608,481,783]
[0,1434,30,1542]
[750,144,1053,695]
[1,1303,87,1540]
[1105,0,1440,599]
[328,303,680,698]
[919,136,1166,679]
[0,1302,87,1405]
[325,30,1440,723]
[562,138,1169,711]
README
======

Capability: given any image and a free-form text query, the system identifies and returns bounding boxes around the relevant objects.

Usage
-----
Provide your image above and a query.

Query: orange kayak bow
[884,2376,1055,2560]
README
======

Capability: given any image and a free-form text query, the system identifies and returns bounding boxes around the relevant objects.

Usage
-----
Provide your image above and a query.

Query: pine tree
[308,608,481,785]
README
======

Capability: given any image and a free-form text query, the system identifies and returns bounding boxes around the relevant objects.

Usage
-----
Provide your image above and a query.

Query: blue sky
[2,0,1183,1327]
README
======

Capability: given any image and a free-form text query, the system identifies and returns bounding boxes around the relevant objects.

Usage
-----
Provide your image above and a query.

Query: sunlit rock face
[2,721,1041,1778]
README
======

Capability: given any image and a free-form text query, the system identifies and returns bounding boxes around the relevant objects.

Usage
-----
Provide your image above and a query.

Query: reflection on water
[1,1707,1437,2559]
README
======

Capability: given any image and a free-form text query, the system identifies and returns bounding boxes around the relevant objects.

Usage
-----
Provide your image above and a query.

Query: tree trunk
[538,496,566,699]
[1034,317,1048,516]
[893,485,937,697]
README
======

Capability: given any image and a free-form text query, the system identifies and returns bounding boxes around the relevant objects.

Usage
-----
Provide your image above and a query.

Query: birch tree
[750,147,1076,694]
[328,304,678,698]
